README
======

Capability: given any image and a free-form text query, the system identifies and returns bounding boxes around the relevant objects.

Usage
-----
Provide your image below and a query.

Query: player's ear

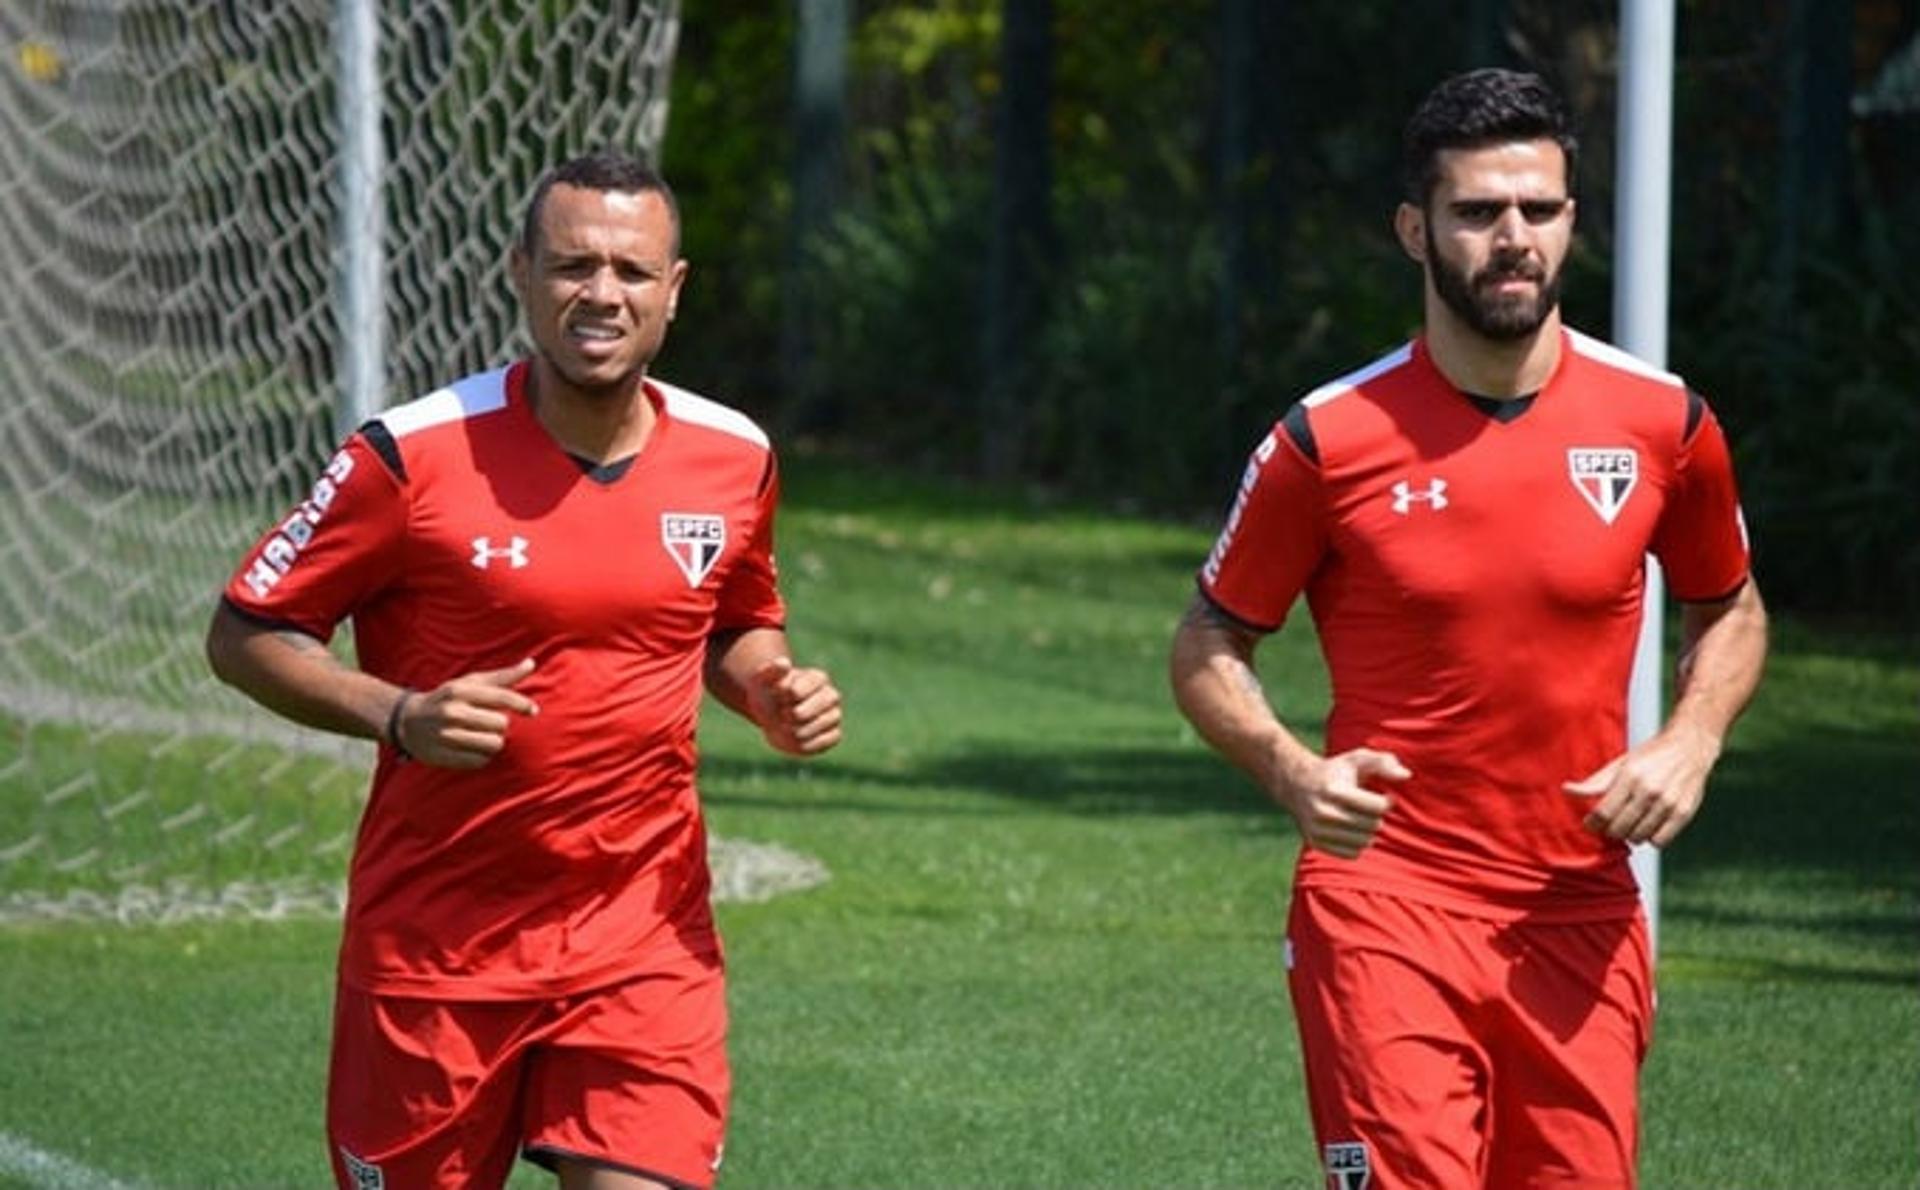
[1394,202,1427,263]
[509,245,530,300]
[665,259,689,321]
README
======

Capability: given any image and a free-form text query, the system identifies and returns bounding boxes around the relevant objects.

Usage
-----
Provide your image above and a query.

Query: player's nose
[577,264,621,304]
[1490,201,1538,247]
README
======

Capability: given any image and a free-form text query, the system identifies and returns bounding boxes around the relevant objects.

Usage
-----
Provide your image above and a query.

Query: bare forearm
[1669,578,1768,748]
[706,625,842,756]
[1564,579,1767,845]
[1171,595,1410,856]
[205,604,399,742]
[1169,598,1318,804]
[704,626,794,721]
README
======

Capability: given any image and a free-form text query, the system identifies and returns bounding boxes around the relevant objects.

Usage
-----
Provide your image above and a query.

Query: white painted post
[335,0,385,435]
[1615,0,1676,960]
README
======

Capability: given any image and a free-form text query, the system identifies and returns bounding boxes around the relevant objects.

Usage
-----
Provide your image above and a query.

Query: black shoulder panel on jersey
[358,419,407,483]
[756,451,777,498]
[1683,388,1706,443]
[1280,403,1319,466]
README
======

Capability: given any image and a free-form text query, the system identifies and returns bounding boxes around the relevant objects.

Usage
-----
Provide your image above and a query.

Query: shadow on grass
[712,723,1914,872]
[1670,724,1919,888]
[1662,900,1917,952]
[1659,951,1918,988]
[706,720,1917,986]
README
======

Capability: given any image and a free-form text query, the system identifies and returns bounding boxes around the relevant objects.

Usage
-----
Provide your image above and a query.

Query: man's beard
[1426,223,1562,342]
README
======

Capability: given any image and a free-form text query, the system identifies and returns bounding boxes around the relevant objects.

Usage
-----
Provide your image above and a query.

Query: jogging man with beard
[1170,69,1767,1188]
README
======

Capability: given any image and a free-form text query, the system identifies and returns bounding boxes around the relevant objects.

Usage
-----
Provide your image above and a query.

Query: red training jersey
[1199,330,1750,921]
[223,362,785,997]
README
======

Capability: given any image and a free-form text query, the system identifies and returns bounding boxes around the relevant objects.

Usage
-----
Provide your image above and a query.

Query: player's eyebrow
[1447,197,1570,224]
[544,249,667,277]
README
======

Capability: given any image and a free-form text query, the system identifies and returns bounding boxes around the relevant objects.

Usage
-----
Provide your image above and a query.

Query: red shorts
[326,953,729,1190]
[1286,886,1652,1189]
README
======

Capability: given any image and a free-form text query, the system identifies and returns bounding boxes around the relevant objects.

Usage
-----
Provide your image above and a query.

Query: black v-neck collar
[567,452,637,484]
[1461,390,1538,423]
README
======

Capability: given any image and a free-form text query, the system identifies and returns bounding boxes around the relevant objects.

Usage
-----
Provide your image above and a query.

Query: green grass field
[0,455,1915,1187]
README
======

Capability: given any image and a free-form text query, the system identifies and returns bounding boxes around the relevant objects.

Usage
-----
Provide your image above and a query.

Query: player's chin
[569,362,643,393]
[549,345,645,390]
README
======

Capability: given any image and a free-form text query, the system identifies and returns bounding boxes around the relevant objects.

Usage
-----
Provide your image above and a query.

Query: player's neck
[524,360,657,464]
[1423,306,1563,399]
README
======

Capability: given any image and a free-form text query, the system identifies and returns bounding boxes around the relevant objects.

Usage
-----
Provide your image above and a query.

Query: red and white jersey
[1200,330,1750,921]
[223,362,785,996]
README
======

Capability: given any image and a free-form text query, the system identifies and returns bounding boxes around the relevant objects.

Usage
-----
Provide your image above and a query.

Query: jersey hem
[338,936,723,1002]
[710,612,788,635]
[1294,868,1642,925]
[1673,571,1750,605]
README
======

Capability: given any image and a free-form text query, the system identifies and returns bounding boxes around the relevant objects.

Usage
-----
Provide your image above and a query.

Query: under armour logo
[471,535,529,569]
[1390,478,1448,514]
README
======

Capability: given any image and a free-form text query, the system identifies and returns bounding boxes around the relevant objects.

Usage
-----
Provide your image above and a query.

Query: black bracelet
[385,690,415,760]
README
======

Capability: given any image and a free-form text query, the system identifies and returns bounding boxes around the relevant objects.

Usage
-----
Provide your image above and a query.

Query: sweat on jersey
[223,362,786,997]
[1199,330,1751,922]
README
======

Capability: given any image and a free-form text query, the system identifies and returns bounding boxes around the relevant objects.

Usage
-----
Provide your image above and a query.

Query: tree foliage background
[659,0,1919,622]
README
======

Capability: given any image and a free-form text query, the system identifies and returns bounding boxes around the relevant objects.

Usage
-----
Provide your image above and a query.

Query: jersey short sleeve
[1650,401,1750,602]
[221,431,408,641]
[712,455,786,633]
[1197,422,1329,632]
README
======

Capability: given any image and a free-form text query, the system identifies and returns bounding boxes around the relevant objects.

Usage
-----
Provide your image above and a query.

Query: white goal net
[0,0,687,923]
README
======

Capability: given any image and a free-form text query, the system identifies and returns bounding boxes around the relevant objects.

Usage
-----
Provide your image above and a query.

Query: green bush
[1675,239,1920,620]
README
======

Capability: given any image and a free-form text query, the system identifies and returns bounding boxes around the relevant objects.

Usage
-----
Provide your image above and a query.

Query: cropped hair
[1401,69,1578,206]
[519,152,680,255]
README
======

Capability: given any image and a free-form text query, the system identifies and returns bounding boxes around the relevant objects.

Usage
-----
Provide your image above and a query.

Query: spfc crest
[1324,1141,1370,1190]
[338,1147,385,1190]
[1568,448,1639,525]
[662,513,726,587]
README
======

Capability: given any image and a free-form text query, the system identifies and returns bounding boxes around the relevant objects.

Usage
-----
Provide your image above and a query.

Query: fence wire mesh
[0,0,687,921]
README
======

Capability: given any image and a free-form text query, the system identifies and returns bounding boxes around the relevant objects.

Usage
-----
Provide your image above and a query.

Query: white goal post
[0,0,683,922]
[1616,0,1676,961]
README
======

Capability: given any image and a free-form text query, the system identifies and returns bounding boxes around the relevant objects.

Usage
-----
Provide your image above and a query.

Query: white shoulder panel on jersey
[1567,329,1685,390]
[653,378,771,450]
[1301,341,1415,408]
[376,367,512,439]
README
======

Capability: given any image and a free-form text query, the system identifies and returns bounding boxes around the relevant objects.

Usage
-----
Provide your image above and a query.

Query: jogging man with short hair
[209,152,842,1189]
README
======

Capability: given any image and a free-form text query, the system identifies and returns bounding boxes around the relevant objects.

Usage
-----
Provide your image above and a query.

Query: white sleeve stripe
[653,378,771,449]
[376,367,512,438]
[1566,329,1685,389]
[1301,342,1414,408]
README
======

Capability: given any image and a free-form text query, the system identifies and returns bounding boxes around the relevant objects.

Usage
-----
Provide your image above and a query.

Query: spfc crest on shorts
[1324,1140,1371,1189]
[1568,447,1639,525]
[662,513,726,587]
[337,1147,385,1190]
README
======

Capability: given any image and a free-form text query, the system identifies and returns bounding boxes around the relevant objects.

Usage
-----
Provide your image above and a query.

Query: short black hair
[1401,69,1578,206]
[518,152,680,256]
